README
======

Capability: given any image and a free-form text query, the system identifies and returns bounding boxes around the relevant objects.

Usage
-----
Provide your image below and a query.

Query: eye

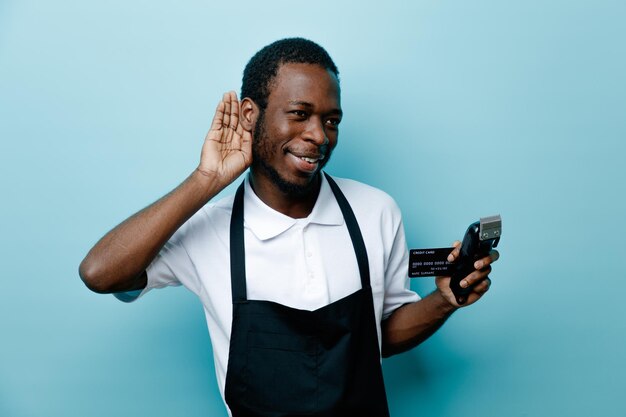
[325,118,341,128]
[290,110,308,118]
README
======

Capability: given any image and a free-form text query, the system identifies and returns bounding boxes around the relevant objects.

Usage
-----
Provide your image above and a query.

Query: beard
[252,111,331,197]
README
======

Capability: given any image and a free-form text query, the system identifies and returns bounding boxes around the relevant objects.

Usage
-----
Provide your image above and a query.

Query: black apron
[225,173,390,417]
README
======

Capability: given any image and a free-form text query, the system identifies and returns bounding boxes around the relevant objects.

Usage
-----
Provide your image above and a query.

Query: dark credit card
[409,247,455,277]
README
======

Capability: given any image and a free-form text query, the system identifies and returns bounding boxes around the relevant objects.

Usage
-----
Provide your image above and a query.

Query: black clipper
[450,215,501,305]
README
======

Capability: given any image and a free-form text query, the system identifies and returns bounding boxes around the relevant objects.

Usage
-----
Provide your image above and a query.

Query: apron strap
[230,182,247,303]
[229,173,372,303]
[323,172,371,289]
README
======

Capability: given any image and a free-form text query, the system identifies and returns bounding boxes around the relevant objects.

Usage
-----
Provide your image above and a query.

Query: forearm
[381,290,457,357]
[79,169,225,293]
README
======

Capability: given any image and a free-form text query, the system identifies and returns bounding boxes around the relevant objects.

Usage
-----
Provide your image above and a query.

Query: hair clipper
[450,215,501,305]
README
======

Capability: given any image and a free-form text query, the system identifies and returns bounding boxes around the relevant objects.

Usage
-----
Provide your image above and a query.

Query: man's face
[252,62,342,196]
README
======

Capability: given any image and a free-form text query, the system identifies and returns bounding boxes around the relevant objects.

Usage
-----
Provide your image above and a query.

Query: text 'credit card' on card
[409,247,455,277]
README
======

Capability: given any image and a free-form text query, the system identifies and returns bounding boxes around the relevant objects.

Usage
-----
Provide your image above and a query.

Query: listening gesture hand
[198,91,253,186]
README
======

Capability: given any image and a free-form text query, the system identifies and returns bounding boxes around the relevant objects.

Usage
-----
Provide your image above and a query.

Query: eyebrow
[288,100,343,116]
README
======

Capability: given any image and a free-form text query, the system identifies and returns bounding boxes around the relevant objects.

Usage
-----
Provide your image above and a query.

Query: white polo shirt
[116,173,419,406]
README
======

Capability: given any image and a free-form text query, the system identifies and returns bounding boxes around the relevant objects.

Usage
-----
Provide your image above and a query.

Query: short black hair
[241,37,339,110]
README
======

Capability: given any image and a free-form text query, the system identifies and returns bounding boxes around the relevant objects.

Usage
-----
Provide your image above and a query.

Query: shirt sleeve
[381,205,420,320]
[112,213,203,303]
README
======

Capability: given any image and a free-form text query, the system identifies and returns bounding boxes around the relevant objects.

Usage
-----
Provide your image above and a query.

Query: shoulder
[196,193,235,226]
[174,193,236,241]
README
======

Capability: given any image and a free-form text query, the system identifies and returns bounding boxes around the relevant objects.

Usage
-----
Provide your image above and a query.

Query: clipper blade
[479,215,502,241]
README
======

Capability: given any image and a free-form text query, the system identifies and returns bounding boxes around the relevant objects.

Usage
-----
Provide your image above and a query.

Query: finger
[235,122,244,137]
[232,119,248,151]
[227,93,240,147]
[240,129,253,165]
[474,249,500,270]
[209,99,226,132]
[472,277,491,294]
[222,92,231,130]
[460,266,492,288]
[230,91,240,130]
[447,240,461,262]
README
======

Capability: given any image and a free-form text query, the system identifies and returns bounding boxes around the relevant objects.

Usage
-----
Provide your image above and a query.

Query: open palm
[199,91,252,184]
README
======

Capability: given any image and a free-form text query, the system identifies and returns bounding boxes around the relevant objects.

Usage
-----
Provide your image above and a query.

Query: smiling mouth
[288,149,325,163]
[298,155,324,163]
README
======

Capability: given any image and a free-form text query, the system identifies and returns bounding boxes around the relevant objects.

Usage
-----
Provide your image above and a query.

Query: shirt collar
[243,173,344,241]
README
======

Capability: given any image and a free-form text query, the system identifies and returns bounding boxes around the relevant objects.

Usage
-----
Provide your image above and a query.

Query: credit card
[409,247,455,277]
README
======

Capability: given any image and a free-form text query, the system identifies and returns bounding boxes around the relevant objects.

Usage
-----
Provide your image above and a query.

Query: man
[80,38,498,416]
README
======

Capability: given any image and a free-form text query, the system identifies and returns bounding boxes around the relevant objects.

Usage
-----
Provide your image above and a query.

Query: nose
[303,117,329,146]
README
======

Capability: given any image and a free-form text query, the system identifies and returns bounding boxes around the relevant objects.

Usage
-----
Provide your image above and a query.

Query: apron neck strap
[229,181,247,303]
[323,172,371,290]
[229,173,371,303]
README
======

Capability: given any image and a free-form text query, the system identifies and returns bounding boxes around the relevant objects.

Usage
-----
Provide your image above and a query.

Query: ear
[240,98,259,132]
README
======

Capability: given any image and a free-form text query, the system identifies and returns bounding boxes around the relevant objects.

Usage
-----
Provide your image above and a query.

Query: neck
[248,170,322,218]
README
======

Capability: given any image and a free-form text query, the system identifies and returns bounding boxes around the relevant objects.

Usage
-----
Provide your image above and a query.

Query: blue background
[1,1,624,416]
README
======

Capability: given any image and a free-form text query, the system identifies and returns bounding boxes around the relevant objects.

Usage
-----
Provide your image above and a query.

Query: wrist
[432,288,459,314]
[189,168,225,202]
[194,165,219,181]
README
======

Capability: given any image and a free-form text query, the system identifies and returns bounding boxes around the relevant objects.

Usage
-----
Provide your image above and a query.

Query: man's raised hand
[198,91,253,186]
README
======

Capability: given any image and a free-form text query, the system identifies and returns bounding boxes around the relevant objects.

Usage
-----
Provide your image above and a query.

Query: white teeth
[300,156,318,163]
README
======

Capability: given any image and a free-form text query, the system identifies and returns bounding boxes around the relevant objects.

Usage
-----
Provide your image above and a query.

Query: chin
[264,161,320,197]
